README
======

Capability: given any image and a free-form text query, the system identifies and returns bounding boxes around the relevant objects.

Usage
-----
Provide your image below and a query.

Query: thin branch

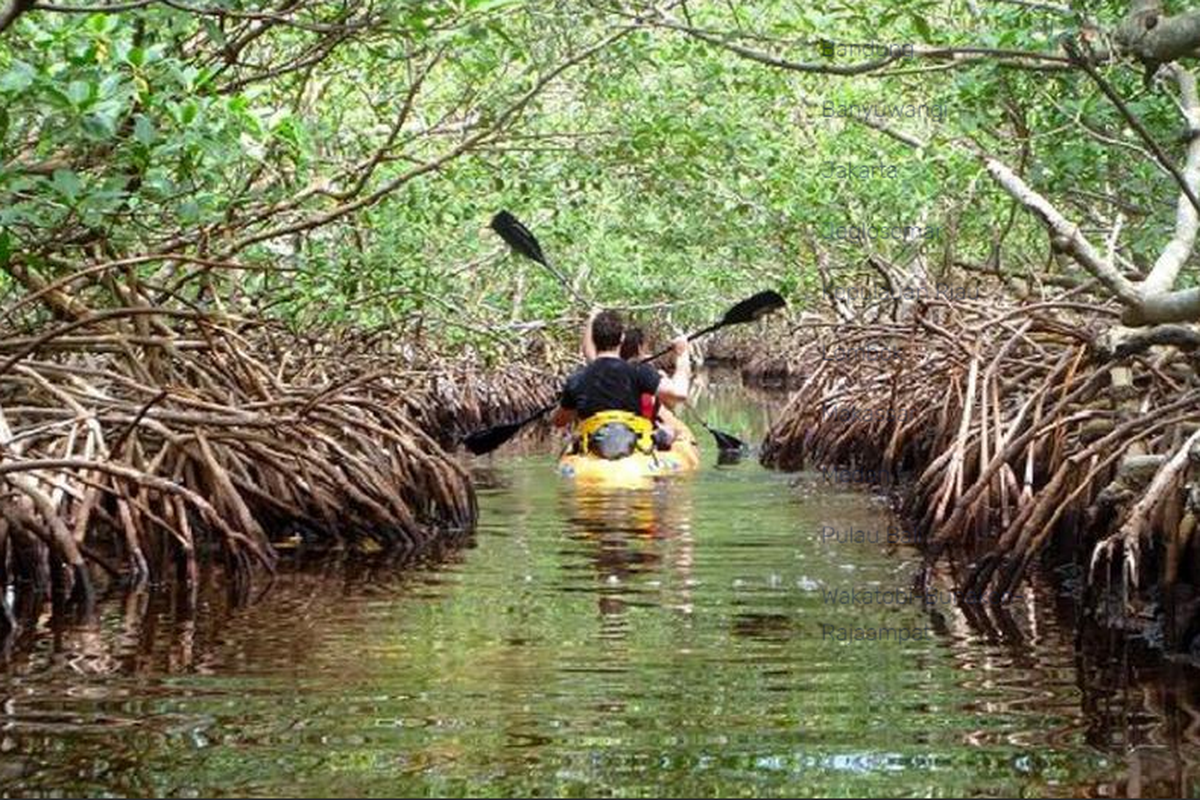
[1063,35,1200,218]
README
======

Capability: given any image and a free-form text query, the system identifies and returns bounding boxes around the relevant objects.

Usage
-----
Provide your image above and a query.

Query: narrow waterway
[0,378,1198,797]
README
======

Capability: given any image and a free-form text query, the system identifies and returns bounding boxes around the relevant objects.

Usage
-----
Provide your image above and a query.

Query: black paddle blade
[490,210,547,266]
[701,420,746,452]
[462,419,525,456]
[721,290,786,326]
[462,401,556,455]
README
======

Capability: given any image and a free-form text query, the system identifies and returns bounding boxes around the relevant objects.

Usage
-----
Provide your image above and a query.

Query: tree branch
[0,0,35,34]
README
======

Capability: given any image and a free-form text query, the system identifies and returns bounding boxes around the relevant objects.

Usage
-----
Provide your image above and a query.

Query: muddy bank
[756,297,1200,655]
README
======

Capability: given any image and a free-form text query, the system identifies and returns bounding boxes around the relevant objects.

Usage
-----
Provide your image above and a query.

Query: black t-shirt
[561,357,661,419]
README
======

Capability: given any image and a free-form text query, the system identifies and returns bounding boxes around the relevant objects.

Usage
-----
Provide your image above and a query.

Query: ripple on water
[1,398,1199,797]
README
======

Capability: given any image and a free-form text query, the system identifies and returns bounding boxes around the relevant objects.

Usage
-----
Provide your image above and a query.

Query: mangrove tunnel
[2,0,1200,796]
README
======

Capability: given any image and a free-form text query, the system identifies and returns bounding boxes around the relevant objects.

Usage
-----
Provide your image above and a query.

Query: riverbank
[753,296,1200,657]
[0,311,561,621]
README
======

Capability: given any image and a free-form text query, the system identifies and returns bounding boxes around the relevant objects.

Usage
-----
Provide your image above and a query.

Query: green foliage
[2,0,1197,352]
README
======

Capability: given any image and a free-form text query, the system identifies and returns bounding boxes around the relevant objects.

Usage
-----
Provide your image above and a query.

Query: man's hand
[656,335,692,406]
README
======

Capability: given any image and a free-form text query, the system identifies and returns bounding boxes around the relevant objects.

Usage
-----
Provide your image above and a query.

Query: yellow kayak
[558,421,701,486]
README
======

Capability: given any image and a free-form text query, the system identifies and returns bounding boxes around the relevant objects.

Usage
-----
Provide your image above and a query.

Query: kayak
[558,421,701,486]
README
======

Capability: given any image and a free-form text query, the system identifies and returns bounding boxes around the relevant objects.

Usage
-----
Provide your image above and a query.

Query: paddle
[487,212,779,451]
[462,289,786,456]
[642,290,786,362]
[696,418,746,453]
[490,210,589,306]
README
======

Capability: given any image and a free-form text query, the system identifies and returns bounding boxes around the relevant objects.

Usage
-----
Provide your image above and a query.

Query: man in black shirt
[552,310,690,427]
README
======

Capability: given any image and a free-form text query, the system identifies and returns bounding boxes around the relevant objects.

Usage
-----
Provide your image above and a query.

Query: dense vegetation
[6,0,1194,351]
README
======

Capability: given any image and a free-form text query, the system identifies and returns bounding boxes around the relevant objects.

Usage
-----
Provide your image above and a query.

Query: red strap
[640,394,654,419]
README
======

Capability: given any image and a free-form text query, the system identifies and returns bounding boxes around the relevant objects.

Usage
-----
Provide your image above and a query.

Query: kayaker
[619,326,682,450]
[581,313,680,448]
[554,311,690,459]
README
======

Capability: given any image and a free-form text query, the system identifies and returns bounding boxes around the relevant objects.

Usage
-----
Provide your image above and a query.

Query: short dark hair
[619,327,645,360]
[591,310,624,351]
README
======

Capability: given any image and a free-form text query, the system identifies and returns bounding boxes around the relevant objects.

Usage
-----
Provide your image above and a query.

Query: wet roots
[0,314,556,605]
[758,299,1200,642]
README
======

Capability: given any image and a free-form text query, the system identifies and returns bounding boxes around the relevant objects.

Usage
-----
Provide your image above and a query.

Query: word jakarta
[821,162,901,180]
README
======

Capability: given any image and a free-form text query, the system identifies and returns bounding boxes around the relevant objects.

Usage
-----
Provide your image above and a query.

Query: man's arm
[655,336,691,406]
[581,309,600,362]
[556,373,582,427]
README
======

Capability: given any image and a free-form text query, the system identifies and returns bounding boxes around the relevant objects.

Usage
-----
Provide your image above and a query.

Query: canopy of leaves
[1,0,1193,358]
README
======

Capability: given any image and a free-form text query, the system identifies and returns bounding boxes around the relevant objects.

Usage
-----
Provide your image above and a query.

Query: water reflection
[560,481,696,623]
[0,380,1198,796]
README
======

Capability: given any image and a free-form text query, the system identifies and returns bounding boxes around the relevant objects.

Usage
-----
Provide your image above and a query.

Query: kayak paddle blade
[462,401,555,455]
[462,421,525,456]
[490,210,548,267]
[721,290,786,327]
[700,420,747,452]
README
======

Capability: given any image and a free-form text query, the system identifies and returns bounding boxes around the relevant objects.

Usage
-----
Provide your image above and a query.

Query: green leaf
[468,0,521,11]
[67,80,93,108]
[51,169,82,202]
[180,101,198,125]
[179,198,200,223]
[0,230,10,269]
[202,19,226,47]
[909,12,933,44]
[81,112,118,140]
[133,114,156,146]
[43,85,74,111]
[0,61,34,94]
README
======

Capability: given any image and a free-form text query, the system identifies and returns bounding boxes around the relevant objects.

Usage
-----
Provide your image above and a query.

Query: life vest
[578,410,655,459]
[639,393,655,420]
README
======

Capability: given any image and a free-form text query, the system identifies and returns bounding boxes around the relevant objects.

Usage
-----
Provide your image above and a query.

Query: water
[1,382,1199,797]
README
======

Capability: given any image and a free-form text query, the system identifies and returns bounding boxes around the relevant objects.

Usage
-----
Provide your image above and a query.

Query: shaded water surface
[1,382,1199,797]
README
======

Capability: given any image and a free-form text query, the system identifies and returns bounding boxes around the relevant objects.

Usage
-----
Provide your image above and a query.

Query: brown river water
[0,377,1198,797]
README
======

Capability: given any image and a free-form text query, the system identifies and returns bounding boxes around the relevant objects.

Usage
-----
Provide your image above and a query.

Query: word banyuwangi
[822,99,948,123]
[819,464,893,484]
